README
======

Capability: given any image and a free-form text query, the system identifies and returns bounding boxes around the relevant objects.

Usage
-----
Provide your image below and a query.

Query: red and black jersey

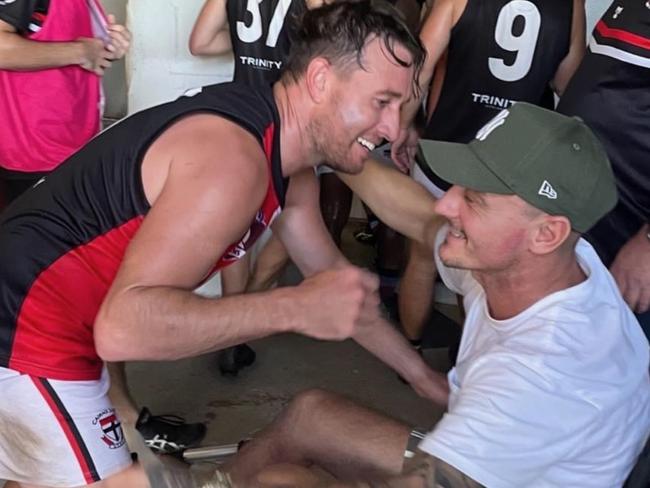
[0,0,49,34]
[557,1,650,265]
[227,0,306,86]
[0,82,287,381]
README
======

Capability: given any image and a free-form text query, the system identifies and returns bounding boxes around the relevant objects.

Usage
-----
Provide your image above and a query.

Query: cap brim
[418,139,512,195]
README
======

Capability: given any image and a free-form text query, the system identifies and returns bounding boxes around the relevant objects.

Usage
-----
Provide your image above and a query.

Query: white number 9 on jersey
[237,0,293,48]
[489,0,541,82]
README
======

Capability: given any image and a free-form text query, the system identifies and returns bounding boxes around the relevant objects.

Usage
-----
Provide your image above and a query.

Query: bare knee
[86,463,150,488]
[272,389,340,443]
[284,389,336,422]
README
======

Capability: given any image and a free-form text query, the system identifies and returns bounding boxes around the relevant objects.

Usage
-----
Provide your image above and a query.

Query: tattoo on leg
[364,452,484,488]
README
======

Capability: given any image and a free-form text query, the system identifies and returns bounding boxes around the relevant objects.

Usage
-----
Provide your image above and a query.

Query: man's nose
[434,185,464,218]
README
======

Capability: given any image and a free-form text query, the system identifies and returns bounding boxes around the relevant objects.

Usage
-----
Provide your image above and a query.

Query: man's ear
[304,57,332,104]
[530,215,572,255]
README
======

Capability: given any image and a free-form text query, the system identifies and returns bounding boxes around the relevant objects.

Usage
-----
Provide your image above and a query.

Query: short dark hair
[283,0,425,97]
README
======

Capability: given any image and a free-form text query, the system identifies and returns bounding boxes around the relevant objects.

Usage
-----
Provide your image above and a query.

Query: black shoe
[136,407,206,454]
[218,343,256,376]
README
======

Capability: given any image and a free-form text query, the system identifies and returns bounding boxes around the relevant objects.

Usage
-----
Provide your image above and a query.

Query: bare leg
[223,389,410,486]
[6,463,149,488]
[218,238,289,376]
[255,464,337,487]
[398,238,438,341]
[107,362,139,426]
[91,464,150,488]
[222,253,251,296]
[376,224,405,276]
[247,234,290,293]
[320,174,353,248]
[218,255,258,375]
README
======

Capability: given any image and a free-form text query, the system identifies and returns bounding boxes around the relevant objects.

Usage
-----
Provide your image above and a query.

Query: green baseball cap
[418,103,617,233]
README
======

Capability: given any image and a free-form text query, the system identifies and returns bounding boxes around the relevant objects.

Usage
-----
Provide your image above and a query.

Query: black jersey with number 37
[424,0,571,143]
[227,0,306,85]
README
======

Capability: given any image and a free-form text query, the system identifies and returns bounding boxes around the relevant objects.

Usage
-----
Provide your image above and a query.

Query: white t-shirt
[419,226,650,488]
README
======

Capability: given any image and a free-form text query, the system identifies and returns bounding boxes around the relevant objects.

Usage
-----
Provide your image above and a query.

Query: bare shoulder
[141,113,269,206]
[115,113,271,291]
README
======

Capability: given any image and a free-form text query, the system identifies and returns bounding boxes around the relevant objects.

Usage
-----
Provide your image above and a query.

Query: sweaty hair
[283,0,425,97]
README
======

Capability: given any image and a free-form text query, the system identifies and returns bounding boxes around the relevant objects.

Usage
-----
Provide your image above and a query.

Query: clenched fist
[292,266,381,341]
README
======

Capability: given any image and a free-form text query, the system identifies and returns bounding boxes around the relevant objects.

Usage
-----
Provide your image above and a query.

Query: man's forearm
[96,261,376,362]
[0,33,87,70]
[95,285,299,362]
[337,160,440,245]
[352,316,448,406]
[353,317,422,378]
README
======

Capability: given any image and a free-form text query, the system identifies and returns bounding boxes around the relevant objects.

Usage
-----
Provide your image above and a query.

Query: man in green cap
[217,103,650,487]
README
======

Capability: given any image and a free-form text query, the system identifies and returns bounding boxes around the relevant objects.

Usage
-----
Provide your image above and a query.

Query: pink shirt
[0,0,106,173]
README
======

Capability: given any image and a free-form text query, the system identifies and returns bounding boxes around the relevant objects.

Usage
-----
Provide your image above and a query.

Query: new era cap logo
[538,180,557,199]
[475,109,509,141]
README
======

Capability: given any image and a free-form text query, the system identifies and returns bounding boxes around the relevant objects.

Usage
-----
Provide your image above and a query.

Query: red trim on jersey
[31,377,100,484]
[596,20,650,51]
[213,122,282,271]
[9,217,144,380]
[262,122,281,211]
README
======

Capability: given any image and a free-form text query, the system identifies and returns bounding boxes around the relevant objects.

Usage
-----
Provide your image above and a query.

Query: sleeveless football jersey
[424,0,571,143]
[557,0,650,265]
[416,0,571,190]
[227,0,306,85]
[0,82,287,381]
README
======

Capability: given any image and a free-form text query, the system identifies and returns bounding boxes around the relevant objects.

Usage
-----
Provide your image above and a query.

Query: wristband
[404,429,426,459]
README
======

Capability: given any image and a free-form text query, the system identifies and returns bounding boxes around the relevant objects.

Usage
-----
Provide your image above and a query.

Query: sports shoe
[217,343,256,376]
[136,407,206,454]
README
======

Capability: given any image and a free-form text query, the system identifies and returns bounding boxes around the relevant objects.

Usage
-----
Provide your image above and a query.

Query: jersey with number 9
[424,0,572,144]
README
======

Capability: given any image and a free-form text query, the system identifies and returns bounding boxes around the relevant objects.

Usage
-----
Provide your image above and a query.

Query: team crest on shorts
[93,409,126,449]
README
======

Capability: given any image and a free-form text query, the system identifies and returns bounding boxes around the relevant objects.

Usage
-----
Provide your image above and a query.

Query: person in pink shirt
[0,0,129,208]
